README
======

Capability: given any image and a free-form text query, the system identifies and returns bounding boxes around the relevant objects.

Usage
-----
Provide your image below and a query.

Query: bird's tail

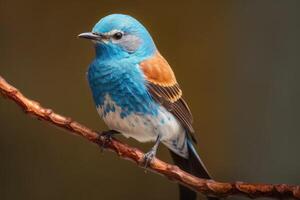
[169,138,218,200]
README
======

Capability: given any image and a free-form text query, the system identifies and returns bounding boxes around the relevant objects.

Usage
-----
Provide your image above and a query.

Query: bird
[79,14,217,200]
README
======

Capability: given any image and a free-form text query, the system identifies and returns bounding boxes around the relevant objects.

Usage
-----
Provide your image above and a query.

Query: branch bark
[0,75,299,199]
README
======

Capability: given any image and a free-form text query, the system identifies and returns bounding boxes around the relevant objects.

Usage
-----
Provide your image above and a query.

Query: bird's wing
[140,52,196,142]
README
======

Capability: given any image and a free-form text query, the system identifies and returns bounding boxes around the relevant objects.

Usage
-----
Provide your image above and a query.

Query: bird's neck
[94,44,129,60]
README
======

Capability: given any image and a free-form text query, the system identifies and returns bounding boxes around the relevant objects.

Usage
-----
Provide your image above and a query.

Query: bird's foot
[98,130,119,152]
[143,149,157,169]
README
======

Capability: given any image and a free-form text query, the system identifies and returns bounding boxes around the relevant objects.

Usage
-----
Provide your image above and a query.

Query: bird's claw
[143,149,156,169]
[98,130,117,152]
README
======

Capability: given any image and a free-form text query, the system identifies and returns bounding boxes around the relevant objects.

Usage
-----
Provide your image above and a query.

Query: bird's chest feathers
[88,60,157,117]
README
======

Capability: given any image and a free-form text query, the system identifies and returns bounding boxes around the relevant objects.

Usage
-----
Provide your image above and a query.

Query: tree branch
[0,75,299,199]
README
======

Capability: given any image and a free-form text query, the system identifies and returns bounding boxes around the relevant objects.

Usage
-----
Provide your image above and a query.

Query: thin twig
[0,75,299,199]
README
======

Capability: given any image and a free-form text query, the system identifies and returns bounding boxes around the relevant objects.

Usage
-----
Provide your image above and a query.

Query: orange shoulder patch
[140,52,177,87]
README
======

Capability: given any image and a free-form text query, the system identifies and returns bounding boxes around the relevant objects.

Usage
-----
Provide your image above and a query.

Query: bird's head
[79,14,156,60]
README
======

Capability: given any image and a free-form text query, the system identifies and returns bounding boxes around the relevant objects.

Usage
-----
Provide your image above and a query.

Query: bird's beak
[78,32,102,41]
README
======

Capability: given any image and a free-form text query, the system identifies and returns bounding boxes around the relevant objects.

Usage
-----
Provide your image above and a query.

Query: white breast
[97,94,188,157]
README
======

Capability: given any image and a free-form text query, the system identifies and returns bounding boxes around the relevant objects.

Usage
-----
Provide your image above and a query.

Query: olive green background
[1,1,299,200]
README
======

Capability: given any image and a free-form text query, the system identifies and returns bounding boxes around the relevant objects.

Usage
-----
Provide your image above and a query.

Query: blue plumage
[88,14,159,117]
[82,14,189,157]
[79,13,216,200]
[88,57,158,118]
[80,13,190,156]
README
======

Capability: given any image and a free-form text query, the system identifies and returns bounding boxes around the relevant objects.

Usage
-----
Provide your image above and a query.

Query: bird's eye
[113,32,123,40]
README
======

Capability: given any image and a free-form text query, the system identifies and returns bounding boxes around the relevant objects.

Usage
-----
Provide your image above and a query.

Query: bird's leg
[143,135,161,168]
[98,130,120,152]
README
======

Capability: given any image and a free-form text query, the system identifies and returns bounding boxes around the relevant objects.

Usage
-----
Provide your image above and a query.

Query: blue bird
[79,14,217,200]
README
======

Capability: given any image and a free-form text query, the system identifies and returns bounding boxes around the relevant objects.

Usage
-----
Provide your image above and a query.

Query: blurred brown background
[1,0,299,200]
